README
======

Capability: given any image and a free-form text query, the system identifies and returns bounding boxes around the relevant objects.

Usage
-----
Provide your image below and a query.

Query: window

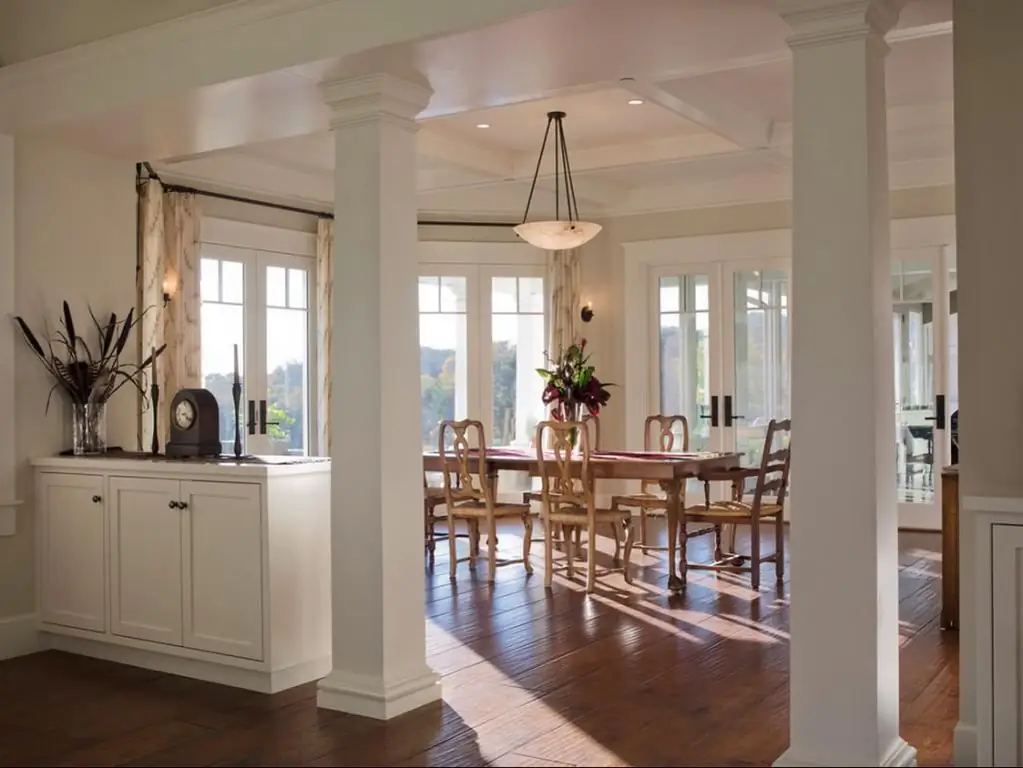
[418,275,469,450]
[417,250,546,483]
[199,221,316,456]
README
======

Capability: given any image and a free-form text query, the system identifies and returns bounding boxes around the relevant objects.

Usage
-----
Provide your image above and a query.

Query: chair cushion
[684,501,783,520]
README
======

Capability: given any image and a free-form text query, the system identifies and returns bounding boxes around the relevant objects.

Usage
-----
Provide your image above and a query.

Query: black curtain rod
[146,173,516,228]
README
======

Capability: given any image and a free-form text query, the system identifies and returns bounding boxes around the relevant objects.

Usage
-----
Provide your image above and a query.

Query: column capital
[321,72,432,131]
[778,0,906,49]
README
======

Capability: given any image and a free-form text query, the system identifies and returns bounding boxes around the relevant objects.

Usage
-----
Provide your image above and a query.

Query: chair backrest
[752,419,792,512]
[535,420,595,514]
[438,419,491,507]
[641,414,689,493]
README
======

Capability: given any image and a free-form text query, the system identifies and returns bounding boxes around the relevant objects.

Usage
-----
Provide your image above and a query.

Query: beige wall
[3,139,137,618]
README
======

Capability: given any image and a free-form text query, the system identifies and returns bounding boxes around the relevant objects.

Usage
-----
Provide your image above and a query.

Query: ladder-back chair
[683,419,791,590]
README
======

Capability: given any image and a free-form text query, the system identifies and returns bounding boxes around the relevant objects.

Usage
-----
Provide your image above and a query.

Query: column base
[953,721,978,767]
[774,738,917,767]
[316,668,441,720]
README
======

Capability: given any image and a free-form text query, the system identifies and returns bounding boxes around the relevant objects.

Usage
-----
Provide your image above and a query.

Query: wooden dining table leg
[662,478,684,592]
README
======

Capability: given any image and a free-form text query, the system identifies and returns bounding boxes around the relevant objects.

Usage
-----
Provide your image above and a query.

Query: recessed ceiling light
[627,98,644,106]
[476,123,490,129]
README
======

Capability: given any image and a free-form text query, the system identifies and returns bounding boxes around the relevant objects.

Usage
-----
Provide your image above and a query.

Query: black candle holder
[232,380,243,459]
[150,381,160,455]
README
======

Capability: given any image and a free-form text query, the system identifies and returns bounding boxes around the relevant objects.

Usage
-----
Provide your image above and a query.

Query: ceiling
[133,0,954,218]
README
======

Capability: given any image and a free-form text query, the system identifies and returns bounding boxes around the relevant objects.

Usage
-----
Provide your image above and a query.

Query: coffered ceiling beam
[417,130,516,180]
[620,78,774,150]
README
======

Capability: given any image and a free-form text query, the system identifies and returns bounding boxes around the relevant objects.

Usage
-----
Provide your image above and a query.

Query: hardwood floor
[0,523,956,767]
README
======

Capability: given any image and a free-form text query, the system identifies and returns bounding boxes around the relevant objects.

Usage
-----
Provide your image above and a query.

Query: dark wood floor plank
[0,525,953,768]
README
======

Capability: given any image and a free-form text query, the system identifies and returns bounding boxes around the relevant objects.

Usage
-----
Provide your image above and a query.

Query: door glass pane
[733,269,790,469]
[420,276,468,450]
[893,261,935,503]
[266,266,287,308]
[659,274,711,462]
[266,266,309,456]
[287,268,307,309]
[949,266,959,464]
[200,257,245,453]
[492,276,546,492]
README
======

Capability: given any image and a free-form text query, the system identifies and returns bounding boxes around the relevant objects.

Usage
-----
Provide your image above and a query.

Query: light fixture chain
[557,118,581,223]
[554,115,561,222]
[521,115,554,224]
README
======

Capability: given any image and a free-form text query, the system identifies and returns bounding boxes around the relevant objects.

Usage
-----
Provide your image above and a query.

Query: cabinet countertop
[32,454,331,478]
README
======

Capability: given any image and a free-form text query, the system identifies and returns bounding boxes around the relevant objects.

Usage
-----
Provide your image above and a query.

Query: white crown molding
[321,73,433,130]
[780,0,908,48]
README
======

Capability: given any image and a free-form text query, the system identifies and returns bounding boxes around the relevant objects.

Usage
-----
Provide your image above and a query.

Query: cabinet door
[992,523,1023,766]
[109,477,183,646]
[182,481,264,660]
[38,472,106,632]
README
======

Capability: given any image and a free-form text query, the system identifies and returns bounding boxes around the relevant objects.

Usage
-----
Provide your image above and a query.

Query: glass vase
[71,402,107,456]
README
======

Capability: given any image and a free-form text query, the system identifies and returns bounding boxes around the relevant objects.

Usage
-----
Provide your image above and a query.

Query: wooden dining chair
[439,419,533,582]
[424,471,474,557]
[682,419,791,590]
[535,420,635,593]
[610,415,709,552]
[523,413,600,546]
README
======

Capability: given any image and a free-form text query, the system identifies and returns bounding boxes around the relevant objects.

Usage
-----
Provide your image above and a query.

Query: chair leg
[750,520,761,591]
[574,525,582,550]
[586,524,597,593]
[448,514,458,580]
[622,517,635,584]
[775,513,785,581]
[469,520,479,568]
[713,524,723,561]
[639,507,648,550]
[566,526,576,578]
[425,501,434,554]
[544,518,554,588]
[609,519,621,563]
[522,512,533,574]
[487,516,498,583]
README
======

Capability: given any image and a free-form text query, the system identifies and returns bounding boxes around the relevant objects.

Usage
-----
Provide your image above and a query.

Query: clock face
[173,399,196,430]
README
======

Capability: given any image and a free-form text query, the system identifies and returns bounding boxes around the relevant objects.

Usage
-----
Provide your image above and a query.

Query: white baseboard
[774,738,917,767]
[0,614,40,660]
[953,721,977,767]
[317,668,441,720]
[45,632,329,693]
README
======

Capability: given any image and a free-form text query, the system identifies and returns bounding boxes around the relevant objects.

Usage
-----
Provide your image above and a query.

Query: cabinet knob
[91,495,102,504]
[179,501,189,510]
[168,500,178,509]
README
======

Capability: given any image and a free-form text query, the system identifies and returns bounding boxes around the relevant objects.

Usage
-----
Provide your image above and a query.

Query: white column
[775,1,913,766]
[0,135,20,536]
[316,73,441,720]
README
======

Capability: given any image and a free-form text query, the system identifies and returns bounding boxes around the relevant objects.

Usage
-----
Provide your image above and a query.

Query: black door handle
[699,395,719,428]
[247,400,256,435]
[258,400,280,435]
[924,394,946,430]
[91,495,102,504]
[723,396,745,428]
[168,500,178,509]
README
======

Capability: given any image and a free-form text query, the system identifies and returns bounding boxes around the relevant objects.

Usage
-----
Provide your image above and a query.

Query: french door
[418,265,546,493]
[651,260,791,500]
[200,245,315,457]
[892,248,954,529]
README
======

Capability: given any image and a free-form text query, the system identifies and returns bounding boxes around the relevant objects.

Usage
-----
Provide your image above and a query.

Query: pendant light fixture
[514,111,602,251]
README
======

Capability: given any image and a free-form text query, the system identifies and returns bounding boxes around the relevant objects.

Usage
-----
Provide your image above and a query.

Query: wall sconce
[162,274,177,306]
[580,303,595,323]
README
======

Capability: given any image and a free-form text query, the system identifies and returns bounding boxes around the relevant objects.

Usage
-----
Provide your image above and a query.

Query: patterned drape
[315,218,333,456]
[547,248,581,356]
[139,180,201,448]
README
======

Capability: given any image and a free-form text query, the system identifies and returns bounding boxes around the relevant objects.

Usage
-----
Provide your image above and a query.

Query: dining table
[423,446,742,592]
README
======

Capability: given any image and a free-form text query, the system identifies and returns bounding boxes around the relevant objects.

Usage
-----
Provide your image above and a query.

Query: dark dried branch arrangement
[14,302,165,413]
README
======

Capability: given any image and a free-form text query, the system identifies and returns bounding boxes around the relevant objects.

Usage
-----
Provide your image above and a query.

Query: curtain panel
[139,179,201,448]
[547,248,581,357]
[315,218,333,456]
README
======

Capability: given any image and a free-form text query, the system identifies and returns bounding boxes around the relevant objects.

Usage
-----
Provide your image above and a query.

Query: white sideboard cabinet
[34,456,331,693]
